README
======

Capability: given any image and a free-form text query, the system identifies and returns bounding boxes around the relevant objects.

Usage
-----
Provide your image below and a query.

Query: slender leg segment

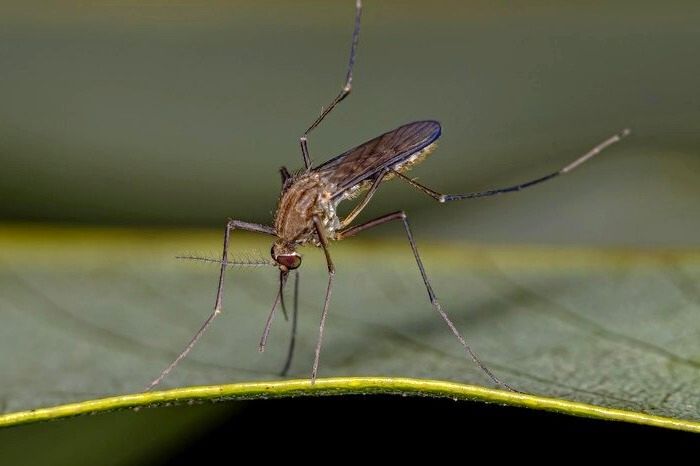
[339,211,514,390]
[279,270,290,321]
[300,0,362,169]
[279,166,292,187]
[394,129,630,202]
[280,270,300,376]
[339,171,387,229]
[259,270,289,352]
[145,219,276,391]
[311,216,336,383]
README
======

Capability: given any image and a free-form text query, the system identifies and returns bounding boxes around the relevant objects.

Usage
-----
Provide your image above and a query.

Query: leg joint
[227,219,248,229]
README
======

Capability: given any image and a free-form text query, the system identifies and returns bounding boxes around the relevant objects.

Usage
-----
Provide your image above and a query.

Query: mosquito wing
[315,120,441,199]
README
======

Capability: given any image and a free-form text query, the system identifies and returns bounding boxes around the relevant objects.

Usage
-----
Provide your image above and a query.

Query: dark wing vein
[315,120,441,198]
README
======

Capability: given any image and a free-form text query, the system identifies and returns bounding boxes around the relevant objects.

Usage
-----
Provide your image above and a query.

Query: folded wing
[315,120,441,199]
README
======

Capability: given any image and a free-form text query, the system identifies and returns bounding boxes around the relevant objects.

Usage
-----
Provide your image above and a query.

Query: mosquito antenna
[178,254,286,318]
[259,270,288,352]
[176,255,276,268]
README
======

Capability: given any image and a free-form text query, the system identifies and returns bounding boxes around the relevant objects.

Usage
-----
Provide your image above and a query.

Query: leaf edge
[1,377,698,433]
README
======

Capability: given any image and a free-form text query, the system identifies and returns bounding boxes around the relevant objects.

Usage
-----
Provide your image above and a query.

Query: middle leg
[339,211,515,391]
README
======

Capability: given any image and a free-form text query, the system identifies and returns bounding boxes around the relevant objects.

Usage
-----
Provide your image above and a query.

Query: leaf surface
[1,225,699,430]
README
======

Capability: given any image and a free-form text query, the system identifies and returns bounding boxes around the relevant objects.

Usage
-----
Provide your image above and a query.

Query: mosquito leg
[299,0,362,169]
[145,219,276,391]
[280,269,300,376]
[339,211,515,391]
[280,166,292,187]
[338,171,387,230]
[259,270,288,352]
[311,216,336,383]
[394,129,630,202]
[279,270,290,322]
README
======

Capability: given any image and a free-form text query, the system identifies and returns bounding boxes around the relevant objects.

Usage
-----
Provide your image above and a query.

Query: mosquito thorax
[271,242,302,271]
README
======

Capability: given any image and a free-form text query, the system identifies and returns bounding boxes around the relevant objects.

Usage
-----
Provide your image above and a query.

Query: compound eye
[276,254,302,270]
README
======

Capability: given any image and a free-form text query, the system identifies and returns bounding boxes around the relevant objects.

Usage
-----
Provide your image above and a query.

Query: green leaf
[1,225,699,431]
[2,378,699,433]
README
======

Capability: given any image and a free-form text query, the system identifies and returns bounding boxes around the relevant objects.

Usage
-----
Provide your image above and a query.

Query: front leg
[146,219,276,391]
[311,216,336,383]
[299,0,362,169]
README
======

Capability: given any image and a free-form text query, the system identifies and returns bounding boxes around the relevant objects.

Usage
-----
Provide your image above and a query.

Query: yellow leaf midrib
[1,377,698,433]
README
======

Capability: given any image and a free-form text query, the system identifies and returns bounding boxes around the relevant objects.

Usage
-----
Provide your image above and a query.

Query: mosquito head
[271,242,302,271]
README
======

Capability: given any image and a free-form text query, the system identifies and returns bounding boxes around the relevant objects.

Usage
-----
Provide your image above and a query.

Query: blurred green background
[2,1,700,462]
[2,0,698,245]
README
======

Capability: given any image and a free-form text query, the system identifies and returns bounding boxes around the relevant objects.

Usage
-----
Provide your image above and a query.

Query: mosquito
[146,0,629,391]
